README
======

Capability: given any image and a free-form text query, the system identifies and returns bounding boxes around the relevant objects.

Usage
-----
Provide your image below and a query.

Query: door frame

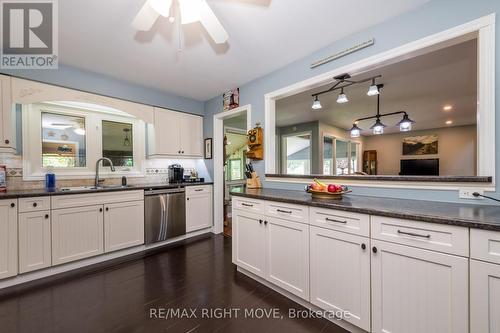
[213,105,252,234]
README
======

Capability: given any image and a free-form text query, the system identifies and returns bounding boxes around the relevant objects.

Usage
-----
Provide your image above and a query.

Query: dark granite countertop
[265,174,493,183]
[0,182,213,200]
[231,188,500,231]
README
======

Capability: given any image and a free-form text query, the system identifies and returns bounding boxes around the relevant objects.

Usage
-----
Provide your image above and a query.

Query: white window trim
[322,134,362,176]
[22,102,145,180]
[264,14,496,191]
[280,130,313,175]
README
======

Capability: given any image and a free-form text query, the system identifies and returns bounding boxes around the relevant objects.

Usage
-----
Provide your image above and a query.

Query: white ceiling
[59,0,429,101]
[276,38,477,135]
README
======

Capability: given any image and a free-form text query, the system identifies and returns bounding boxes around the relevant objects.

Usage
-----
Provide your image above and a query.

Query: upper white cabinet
[51,204,104,265]
[470,259,500,333]
[0,74,15,152]
[0,199,18,279]
[148,107,203,158]
[371,239,469,333]
[104,200,144,253]
[310,226,371,331]
[186,185,213,233]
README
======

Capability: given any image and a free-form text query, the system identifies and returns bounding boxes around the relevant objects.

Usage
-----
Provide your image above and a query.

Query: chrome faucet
[95,157,115,188]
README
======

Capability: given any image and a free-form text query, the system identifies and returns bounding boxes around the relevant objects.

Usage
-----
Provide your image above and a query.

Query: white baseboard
[0,228,212,290]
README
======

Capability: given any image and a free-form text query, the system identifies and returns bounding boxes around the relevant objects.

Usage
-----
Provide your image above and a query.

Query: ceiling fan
[132,0,229,44]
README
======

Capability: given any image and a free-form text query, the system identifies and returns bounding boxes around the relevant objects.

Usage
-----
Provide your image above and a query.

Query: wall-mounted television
[400,159,439,176]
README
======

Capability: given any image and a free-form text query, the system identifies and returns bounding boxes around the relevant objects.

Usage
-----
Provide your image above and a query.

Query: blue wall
[204,0,500,203]
[1,64,204,115]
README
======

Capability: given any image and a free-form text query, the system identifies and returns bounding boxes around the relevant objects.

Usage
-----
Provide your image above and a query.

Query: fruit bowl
[307,189,352,200]
[305,179,351,200]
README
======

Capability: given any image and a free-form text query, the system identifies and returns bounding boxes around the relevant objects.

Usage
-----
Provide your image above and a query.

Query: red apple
[327,184,337,193]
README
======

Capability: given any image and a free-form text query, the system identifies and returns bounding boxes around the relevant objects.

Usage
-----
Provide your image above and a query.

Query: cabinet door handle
[259,219,263,224]
[277,209,292,214]
[264,220,268,225]
[372,246,378,253]
[178,150,181,154]
[181,151,184,154]
[361,243,366,250]
[45,214,49,219]
[195,189,203,192]
[99,208,103,212]
[187,198,190,201]
[397,229,431,239]
[10,203,15,208]
[33,202,38,207]
[241,203,253,207]
[105,207,109,211]
[325,217,347,224]
[4,139,9,144]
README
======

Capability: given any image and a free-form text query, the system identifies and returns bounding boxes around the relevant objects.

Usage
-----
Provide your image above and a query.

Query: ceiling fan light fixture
[349,123,362,138]
[311,96,322,110]
[148,0,172,17]
[73,128,86,136]
[179,0,202,24]
[336,88,348,104]
[397,113,415,132]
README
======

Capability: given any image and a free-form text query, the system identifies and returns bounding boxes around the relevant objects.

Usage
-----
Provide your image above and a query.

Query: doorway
[213,105,252,236]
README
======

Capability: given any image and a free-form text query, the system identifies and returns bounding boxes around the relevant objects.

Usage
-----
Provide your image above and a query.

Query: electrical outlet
[459,189,484,199]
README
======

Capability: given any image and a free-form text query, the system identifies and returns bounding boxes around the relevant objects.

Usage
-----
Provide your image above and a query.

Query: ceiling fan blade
[132,1,160,31]
[148,0,172,17]
[199,0,229,44]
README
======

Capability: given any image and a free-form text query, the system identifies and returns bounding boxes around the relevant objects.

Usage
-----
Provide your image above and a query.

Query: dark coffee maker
[168,164,184,183]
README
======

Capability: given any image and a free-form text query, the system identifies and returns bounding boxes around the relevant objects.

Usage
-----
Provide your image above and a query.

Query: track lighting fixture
[396,114,415,132]
[367,78,380,96]
[350,86,416,137]
[370,118,386,135]
[310,73,381,109]
[336,88,348,104]
[311,96,322,110]
[349,123,362,138]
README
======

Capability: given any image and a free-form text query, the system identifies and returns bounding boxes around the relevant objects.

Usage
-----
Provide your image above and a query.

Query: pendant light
[311,96,322,110]
[396,114,415,132]
[123,128,131,147]
[336,88,348,104]
[370,118,386,135]
[349,123,362,138]
[367,78,380,96]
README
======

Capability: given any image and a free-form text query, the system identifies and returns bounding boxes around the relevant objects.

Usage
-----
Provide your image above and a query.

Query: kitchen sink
[60,185,132,191]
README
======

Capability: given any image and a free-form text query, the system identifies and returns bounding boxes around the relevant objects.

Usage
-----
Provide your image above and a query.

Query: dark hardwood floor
[0,235,349,333]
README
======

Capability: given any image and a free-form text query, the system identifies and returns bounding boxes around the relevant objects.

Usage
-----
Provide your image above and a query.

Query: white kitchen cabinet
[470,259,500,333]
[180,113,203,157]
[0,74,15,152]
[104,200,144,253]
[148,107,203,158]
[186,186,212,232]
[371,239,468,333]
[0,199,17,279]
[232,210,266,278]
[310,226,371,331]
[18,210,52,273]
[266,217,309,300]
[52,204,104,265]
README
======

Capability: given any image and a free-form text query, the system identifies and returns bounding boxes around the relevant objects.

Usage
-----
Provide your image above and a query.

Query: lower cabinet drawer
[232,197,265,214]
[371,216,469,256]
[265,201,309,224]
[310,207,369,237]
[471,228,500,264]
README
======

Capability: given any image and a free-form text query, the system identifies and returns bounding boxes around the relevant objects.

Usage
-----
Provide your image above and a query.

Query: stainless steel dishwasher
[144,187,186,244]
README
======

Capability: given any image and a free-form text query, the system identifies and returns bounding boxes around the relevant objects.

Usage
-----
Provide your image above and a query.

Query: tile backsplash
[0,154,211,190]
